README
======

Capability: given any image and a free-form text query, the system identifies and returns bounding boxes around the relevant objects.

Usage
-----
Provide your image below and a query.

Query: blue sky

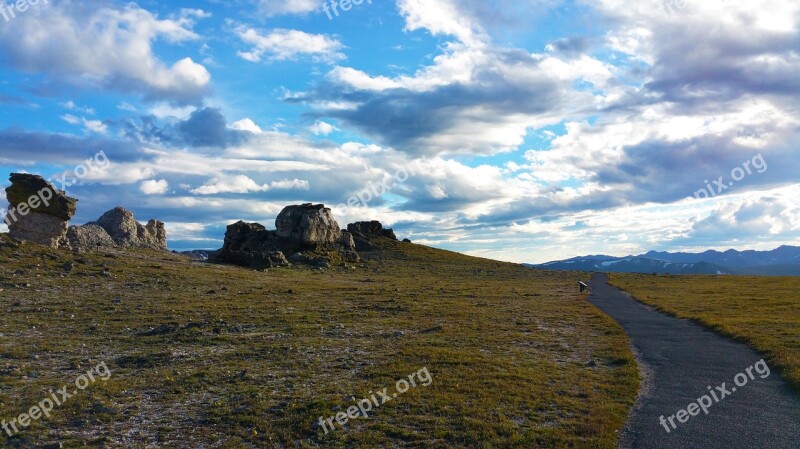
[0,0,798,263]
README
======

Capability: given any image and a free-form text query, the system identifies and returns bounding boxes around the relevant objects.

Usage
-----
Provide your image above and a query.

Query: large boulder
[276,203,342,247]
[5,173,77,220]
[97,207,167,250]
[4,174,77,249]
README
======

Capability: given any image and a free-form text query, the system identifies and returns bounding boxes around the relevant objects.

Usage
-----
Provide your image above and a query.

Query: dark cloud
[177,108,243,148]
[0,94,34,106]
[301,49,576,156]
[117,108,252,148]
[547,37,590,56]
[673,198,800,248]
[641,17,800,106]
[0,128,142,165]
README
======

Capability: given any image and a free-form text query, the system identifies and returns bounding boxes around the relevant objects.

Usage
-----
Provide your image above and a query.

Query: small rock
[382,330,406,338]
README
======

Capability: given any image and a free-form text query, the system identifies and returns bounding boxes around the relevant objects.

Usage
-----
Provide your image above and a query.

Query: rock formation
[4,173,167,252]
[66,223,116,250]
[347,221,398,240]
[4,174,77,249]
[212,221,290,270]
[347,220,398,251]
[213,203,359,269]
[68,207,167,251]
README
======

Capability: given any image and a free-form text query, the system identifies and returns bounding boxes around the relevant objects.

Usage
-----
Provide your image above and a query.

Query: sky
[0,0,798,263]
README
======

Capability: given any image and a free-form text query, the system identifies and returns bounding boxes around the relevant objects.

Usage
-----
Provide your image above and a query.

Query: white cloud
[61,114,108,134]
[83,119,108,134]
[397,0,488,46]
[61,114,80,125]
[118,102,137,112]
[191,175,310,195]
[0,2,211,103]
[231,118,263,134]
[309,120,338,135]
[61,101,95,115]
[140,179,170,195]
[235,27,345,63]
[256,0,321,16]
[149,103,196,119]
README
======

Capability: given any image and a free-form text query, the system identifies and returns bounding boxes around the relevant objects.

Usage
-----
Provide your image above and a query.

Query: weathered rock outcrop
[211,221,288,270]
[347,221,398,251]
[67,223,116,250]
[347,221,398,240]
[68,207,167,251]
[4,174,77,249]
[4,173,167,252]
[213,204,359,269]
[95,207,166,250]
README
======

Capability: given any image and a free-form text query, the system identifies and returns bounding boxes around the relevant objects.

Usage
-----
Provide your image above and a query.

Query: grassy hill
[610,273,800,393]
[0,234,637,448]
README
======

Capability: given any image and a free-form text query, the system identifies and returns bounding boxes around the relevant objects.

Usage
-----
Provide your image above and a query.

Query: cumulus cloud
[290,0,619,156]
[140,179,170,195]
[231,119,264,134]
[309,120,338,135]
[597,0,800,106]
[235,27,345,63]
[0,1,211,104]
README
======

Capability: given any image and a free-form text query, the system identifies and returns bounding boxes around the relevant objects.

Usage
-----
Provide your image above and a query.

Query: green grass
[0,233,638,448]
[610,273,800,393]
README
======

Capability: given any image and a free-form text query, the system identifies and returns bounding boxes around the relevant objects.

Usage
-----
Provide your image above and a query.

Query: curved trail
[587,273,800,449]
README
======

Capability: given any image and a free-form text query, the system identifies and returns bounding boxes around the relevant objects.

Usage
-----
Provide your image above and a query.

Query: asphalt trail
[588,273,800,449]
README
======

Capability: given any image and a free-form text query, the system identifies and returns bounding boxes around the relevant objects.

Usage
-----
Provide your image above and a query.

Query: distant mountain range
[527,245,800,276]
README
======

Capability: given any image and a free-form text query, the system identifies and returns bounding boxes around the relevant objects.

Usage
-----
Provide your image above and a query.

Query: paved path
[587,273,800,449]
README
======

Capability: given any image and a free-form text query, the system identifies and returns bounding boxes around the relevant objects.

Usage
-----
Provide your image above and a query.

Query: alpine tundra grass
[0,234,637,448]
